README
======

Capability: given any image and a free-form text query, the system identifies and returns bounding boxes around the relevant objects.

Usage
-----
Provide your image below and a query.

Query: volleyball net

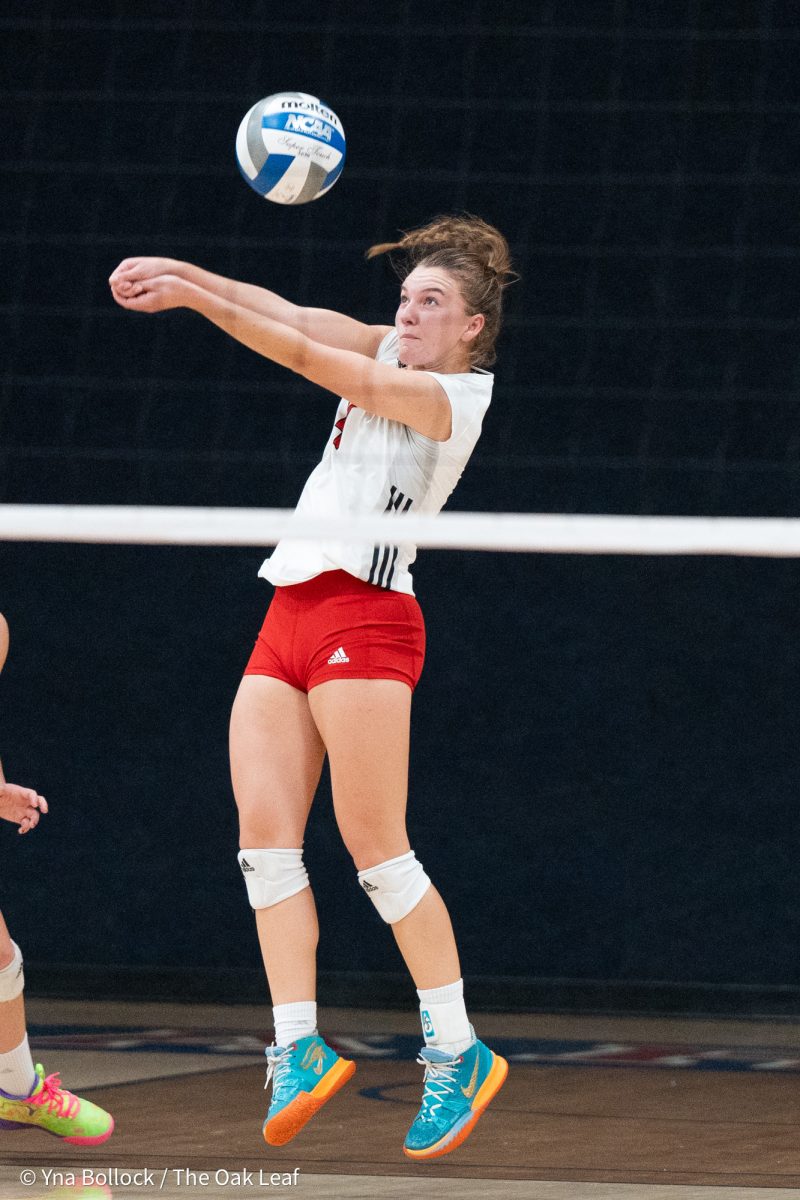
[3,501,798,1000]
[2,504,800,556]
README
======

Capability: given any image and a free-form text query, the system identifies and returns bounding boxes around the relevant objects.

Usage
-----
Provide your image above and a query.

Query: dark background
[2,1,799,1011]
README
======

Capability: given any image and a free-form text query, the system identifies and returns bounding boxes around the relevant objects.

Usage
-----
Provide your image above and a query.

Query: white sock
[272,1001,317,1048]
[417,978,474,1056]
[0,1034,36,1098]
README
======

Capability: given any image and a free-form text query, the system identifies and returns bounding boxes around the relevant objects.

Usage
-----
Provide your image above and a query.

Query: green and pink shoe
[0,1063,114,1144]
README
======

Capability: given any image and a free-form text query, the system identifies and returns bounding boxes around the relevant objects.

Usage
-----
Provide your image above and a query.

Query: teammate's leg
[0,910,114,1144]
[308,677,507,1159]
[230,674,355,1145]
[0,910,31,1083]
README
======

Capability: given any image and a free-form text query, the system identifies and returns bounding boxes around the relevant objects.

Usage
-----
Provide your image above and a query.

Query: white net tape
[1,505,800,556]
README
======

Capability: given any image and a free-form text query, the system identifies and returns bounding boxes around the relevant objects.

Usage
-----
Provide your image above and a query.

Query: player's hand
[0,783,48,835]
[110,273,192,313]
[109,256,185,286]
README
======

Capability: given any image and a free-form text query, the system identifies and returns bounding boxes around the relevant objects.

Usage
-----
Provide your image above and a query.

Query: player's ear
[462,313,485,343]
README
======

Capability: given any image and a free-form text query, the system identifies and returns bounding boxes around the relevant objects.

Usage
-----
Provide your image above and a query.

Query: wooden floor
[0,1000,799,1198]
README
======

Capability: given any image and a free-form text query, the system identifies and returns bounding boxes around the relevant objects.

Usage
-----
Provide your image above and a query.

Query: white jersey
[259,329,493,595]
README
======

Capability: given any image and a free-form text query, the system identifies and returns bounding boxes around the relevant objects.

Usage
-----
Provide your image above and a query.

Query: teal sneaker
[0,1063,114,1145]
[403,1035,508,1160]
[262,1035,355,1146]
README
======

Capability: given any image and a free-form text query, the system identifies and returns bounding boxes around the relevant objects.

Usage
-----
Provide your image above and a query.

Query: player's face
[395,267,484,372]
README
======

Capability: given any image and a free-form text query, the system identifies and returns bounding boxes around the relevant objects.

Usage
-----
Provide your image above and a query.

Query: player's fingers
[35,795,48,814]
[112,259,157,285]
[110,286,139,309]
[109,257,140,280]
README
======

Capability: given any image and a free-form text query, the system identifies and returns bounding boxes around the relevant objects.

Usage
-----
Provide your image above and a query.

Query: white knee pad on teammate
[238,848,309,910]
[357,850,431,924]
[0,941,24,1002]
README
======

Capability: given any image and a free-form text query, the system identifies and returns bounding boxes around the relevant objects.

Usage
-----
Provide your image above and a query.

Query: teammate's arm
[109,275,452,441]
[0,612,8,674]
[0,614,48,834]
[109,258,392,357]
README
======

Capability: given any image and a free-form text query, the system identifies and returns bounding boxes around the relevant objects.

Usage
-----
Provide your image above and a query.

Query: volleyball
[235,92,346,206]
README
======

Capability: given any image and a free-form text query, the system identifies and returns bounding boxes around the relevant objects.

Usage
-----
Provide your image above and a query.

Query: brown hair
[366,214,517,368]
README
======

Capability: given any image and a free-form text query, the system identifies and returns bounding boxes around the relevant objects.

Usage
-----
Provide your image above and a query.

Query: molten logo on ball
[236,91,346,205]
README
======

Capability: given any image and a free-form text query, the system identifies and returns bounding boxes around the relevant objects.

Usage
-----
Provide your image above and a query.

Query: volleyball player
[109,214,513,1160]
[0,613,114,1143]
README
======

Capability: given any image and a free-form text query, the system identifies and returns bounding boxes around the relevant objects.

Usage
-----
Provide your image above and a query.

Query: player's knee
[357,850,431,924]
[0,941,24,1002]
[238,848,309,910]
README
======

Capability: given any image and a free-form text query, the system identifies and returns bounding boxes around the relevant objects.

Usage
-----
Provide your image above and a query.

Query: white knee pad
[238,848,309,910]
[357,850,431,924]
[0,941,24,1002]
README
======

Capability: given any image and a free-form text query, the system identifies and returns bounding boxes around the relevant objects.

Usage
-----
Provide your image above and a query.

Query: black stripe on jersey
[368,544,381,585]
[385,486,414,514]
[369,488,413,588]
[368,544,400,589]
[384,547,399,589]
[376,545,392,588]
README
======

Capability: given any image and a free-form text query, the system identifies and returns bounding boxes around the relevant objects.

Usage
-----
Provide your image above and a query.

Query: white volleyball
[235,92,346,205]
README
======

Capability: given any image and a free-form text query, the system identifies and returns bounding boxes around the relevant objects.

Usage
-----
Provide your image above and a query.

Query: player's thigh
[308,677,412,869]
[230,674,325,846]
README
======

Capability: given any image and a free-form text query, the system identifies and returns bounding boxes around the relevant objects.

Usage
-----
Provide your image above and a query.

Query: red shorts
[244,570,426,693]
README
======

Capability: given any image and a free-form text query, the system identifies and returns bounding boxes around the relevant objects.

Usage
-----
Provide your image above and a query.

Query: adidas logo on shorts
[327,646,350,665]
[240,858,255,873]
[361,880,378,893]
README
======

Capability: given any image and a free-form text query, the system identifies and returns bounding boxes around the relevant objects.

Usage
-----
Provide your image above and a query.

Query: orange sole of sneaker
[402,1052,509,1161]
[263,1056,356,1147]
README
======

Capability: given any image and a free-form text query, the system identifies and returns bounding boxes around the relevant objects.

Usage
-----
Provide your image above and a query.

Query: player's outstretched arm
[109,258,390,357]
[109,275,451,440]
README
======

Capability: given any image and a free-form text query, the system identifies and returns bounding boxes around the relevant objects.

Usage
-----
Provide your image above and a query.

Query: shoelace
[31,1073,79,1119]
[416,1056,459,1120]
[264,1046,294,1105]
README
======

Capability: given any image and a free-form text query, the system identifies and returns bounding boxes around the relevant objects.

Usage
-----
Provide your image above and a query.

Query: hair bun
[367,212,516,288]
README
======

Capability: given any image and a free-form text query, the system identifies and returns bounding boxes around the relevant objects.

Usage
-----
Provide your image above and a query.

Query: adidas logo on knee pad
[237,849,309,910]
[361,880,378,893]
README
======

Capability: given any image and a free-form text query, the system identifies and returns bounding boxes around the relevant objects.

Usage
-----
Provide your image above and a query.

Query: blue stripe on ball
[261,112,346,156]
[251,153,300,198]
